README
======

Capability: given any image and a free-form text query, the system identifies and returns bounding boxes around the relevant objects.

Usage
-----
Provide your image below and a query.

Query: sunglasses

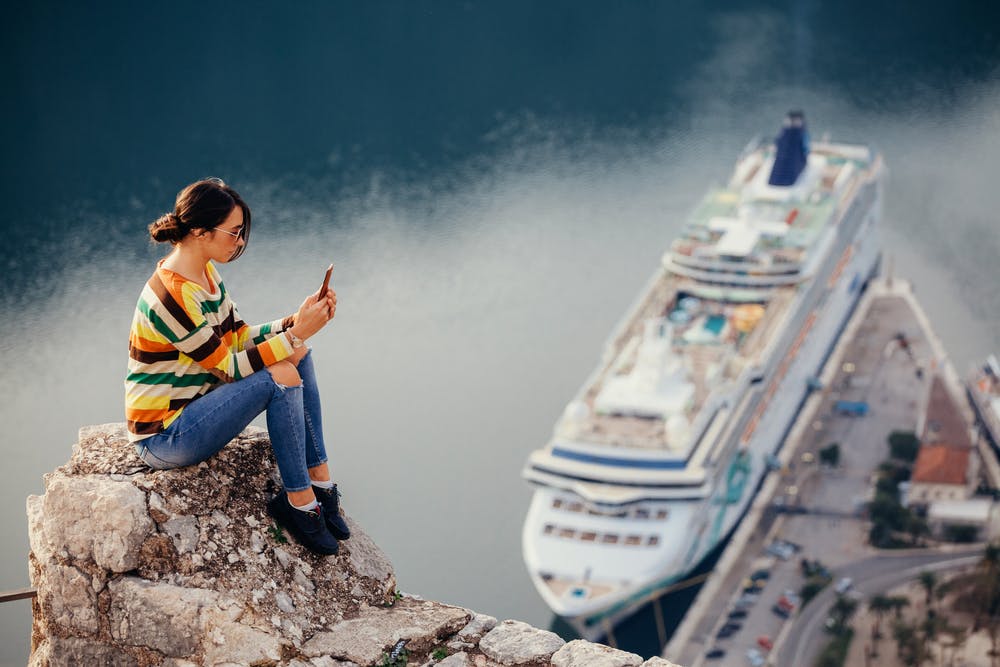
[214,225,245,239]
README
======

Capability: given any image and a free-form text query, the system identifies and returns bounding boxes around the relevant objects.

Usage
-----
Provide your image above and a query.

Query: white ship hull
[521,118,885,637]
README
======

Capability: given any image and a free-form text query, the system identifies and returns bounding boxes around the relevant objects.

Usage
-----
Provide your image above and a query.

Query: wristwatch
[287,331,305,349]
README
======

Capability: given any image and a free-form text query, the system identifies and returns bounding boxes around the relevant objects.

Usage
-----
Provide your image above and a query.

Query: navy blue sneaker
[267,493,339,555]
[313,484,351,541]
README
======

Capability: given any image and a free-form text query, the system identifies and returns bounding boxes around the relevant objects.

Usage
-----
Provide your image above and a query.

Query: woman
[125,178,349,556]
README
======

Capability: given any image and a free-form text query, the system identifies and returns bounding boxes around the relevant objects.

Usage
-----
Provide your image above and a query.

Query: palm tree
[888,595,911,620]
[893,619,917,663]
[920,613,944,665]
[918,570,938,613]
[980,544,1000,620]
[869,594,894,644]
[939,623,968,667]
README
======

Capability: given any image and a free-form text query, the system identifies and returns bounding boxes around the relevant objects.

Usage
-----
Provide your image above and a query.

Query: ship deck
[564,140,877,454]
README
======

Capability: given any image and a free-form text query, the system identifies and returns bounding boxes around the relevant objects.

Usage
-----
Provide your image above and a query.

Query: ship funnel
[768,111,809,186]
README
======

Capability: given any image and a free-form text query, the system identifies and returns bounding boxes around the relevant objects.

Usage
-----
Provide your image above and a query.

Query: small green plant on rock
[432,647,449,661]
[268,522,288,544]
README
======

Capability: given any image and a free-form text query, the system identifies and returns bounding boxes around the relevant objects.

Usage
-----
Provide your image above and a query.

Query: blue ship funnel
[768,111,810,186]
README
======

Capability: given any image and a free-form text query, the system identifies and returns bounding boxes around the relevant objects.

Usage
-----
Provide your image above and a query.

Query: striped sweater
[125,260,294,442]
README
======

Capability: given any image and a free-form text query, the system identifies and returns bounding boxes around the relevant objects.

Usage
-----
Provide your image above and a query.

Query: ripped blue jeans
[135,350,328,492]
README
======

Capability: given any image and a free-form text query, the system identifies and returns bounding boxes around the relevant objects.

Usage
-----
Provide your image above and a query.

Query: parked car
[757,635,774,650]
[835,577,854,594]
[750,569,771,581]
[746,647,766,667]
[705,648,726,660]
[716,626,736,639]
[774,594,797,617]
[766,540,796,560]
[728,609,748,619]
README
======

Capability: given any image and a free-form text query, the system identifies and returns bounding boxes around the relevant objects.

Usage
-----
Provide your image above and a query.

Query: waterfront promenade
[665,276,994,667]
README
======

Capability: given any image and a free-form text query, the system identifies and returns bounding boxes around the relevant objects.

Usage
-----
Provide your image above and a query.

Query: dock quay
[664,274,997,667]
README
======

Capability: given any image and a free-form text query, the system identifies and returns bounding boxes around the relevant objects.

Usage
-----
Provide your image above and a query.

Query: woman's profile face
[204,206,246,263]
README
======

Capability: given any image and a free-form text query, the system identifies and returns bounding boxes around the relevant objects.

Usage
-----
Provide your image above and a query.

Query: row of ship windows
[551,498,669,521]
[542,524,661,547]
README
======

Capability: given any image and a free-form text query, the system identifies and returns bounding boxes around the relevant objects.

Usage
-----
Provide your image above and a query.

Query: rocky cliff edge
[26,424,681,667]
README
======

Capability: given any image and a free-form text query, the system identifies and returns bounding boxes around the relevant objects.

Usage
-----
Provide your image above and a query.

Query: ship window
[552,499,564,509]
[568,502,584,513]
[648,535,660,546]
[543,524,555,535]
[558,528,576,539]
[602,534,619,544]
[635,508,650,519]
[656,510,669,520]
[625,535,642,546]
[580,532,597,542]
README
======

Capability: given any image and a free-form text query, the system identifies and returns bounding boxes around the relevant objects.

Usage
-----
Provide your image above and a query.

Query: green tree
[819,442,841,467]
[829,594,859,634]
[907,515,930,547]
[888,431,920,462]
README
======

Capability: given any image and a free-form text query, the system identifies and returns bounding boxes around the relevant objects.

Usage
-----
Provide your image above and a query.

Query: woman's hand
[290,288,337,340]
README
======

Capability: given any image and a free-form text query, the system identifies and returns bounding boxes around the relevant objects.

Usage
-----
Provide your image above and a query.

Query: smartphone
[318,264,334,301]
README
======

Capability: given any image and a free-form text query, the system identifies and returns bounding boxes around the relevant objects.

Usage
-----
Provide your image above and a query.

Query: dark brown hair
[148,178,251,260]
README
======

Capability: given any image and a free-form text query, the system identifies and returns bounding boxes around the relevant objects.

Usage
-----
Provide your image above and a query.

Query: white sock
[292,499,319,512]
[312,479,334,490]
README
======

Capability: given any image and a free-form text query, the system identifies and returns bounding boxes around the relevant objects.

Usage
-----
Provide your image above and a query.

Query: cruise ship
[521,112,885,635]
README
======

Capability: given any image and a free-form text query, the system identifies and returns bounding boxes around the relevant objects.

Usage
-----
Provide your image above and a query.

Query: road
[777,548,983,667]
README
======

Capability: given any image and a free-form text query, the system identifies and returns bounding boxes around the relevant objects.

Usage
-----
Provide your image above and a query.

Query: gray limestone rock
[30,636,139,667]
[28,423,399,666]
[478,619,566,665]
[551,640,644,667]
[40,474,153,572]
[25,494,51,562]
[25,423,684,667]
[343,515,394,582]
[457,612,497,641]
[39,562,100,633]
[202,617,284,665]
[436,652,470,667]
[163,515,200,554]
[305,658,359,667]
[641,659,683,667]
[108,577,231,657]
[301,598,470,665]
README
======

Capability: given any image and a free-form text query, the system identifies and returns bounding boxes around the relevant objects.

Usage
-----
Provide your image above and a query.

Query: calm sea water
[1,2,998,663]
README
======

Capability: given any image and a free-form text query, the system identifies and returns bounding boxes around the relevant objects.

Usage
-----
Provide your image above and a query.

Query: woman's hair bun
[149,212,187,243]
